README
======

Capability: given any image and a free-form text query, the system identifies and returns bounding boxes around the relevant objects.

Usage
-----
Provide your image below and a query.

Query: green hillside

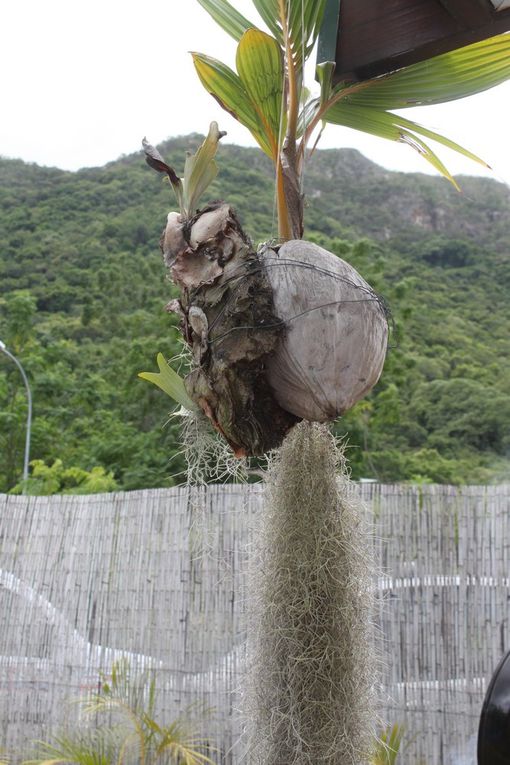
[1,136,509,491]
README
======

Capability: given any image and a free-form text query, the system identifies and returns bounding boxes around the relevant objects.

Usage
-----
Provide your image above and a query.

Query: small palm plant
[192,1,510,240]
[24,660,215,765]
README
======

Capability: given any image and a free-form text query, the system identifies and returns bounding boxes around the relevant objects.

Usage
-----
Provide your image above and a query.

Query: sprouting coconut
[139,6,510,453]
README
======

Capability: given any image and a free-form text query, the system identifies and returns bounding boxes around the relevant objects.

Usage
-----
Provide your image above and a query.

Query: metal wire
[189,252,393,348]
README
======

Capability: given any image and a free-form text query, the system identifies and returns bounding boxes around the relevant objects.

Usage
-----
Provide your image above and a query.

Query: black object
[478,649,510,764]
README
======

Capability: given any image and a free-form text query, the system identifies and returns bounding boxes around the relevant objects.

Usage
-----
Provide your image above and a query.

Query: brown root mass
[163,203,299,456]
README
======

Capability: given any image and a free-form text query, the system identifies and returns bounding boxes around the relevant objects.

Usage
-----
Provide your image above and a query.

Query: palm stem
[278,0,299,140]
[275,0,303,240]
[276,158,292,240]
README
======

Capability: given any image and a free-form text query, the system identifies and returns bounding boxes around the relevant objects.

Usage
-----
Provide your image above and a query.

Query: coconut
[261,240,388,422]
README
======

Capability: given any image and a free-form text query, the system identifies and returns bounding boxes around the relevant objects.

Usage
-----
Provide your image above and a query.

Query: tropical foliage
[1,141,509,490]
[24,660,215,765]
[10,459,118,496]
[193,0,510,236]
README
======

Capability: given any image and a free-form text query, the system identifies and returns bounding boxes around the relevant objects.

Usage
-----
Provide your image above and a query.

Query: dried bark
[163,203,299,457]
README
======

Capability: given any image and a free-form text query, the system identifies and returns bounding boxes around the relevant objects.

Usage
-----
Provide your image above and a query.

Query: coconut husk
[262,240,388,422]
[163,203,299,457]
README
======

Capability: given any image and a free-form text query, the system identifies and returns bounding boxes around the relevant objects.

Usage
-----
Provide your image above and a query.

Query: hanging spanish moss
[247,422,377,765]
[177,408,249,486]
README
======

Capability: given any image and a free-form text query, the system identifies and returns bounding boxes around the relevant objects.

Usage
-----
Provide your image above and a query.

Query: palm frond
[23,730,120,765]
[323,102,466,187]
[344,34,510,110]
[371,723,405,765]
[192,52,274,157]
[195,0,255,41]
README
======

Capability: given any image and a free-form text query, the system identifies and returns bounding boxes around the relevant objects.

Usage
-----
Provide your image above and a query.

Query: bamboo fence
[0,483,508,764]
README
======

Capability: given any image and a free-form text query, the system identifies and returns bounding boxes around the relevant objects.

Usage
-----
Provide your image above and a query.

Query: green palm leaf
[343,34,510,109]
[371,723,404,765]
[184,121,226,215]
[320,35,510,185]
[195,0,255,41]
[251,0,282,44]
[288,0,327,59]
[24,731,119,765]
[251,0,327,62]
[154,722,216,763]
[235,29,284,159]
[323,102,473,187]
[138,353,197,412]
[192,52,274,157]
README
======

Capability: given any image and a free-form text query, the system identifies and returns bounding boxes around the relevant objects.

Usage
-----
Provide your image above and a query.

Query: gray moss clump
[247,422,376,764]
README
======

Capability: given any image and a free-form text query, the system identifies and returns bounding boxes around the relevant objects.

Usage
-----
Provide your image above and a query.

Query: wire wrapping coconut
[158,205,388,454]
[261,240,388,422]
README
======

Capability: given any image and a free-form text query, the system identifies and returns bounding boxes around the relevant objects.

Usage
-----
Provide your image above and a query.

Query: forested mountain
[1,135,509,492]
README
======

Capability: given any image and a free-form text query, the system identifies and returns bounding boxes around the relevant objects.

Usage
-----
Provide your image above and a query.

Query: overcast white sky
[1,0,510,186]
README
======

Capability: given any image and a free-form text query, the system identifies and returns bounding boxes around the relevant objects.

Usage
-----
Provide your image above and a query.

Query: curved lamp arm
[0,340,32,489]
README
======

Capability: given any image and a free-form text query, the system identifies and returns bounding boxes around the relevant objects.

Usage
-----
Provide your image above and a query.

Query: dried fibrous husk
[161,211,185,267]
[261,240,388,422]
[162,203,299,457]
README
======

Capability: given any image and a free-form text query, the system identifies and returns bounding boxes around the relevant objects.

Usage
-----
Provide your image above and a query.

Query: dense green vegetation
[1,136,509,491]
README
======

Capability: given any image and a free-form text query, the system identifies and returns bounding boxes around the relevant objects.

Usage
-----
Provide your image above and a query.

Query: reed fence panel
[0,483,508,764]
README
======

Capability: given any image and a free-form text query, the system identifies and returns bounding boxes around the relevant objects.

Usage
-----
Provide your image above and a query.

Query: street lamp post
[0,340,32,489]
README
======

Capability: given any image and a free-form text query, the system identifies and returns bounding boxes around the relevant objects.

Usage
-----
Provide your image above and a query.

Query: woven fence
[0,483,508,764]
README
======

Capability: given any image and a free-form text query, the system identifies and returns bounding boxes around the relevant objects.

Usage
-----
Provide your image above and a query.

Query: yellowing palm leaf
[235,29,284,160]
[192,52,274,157]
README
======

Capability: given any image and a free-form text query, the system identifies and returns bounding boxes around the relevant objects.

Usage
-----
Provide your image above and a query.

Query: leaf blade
[183,121,226,214]
[343,34,510,110]
[138,354,197,412]
[195,0,255,41]
[251,0,328,63]
[192,52,274,157]
[323,103,464,188]
[235,29,284,159]
[251,0,283,44]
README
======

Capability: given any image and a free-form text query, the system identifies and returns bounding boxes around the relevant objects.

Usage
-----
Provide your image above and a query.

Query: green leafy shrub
[23,660,215,765]
[10,459,118,495]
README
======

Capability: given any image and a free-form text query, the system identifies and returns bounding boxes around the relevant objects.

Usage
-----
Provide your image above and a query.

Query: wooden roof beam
[438,0,493,25]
